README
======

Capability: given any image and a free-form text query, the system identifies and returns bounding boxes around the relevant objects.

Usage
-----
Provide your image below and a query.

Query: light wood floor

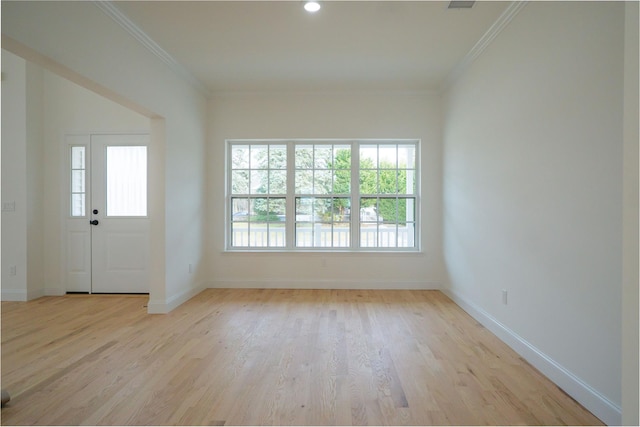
[1,289,602,426]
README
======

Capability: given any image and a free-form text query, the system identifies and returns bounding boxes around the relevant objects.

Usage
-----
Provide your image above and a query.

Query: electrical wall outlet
[502,289,508,305]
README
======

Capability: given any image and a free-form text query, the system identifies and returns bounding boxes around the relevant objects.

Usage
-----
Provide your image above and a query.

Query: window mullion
[226,142,232,250]
[286,141,296,249]
[351,140,360,249]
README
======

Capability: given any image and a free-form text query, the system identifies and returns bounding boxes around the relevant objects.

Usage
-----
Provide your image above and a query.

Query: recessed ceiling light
[304,1,321,13]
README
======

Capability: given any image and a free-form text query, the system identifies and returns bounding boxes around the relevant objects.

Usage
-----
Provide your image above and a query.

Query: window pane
[231,170,249,194]
[313,198,331,221]
[379,145,397,168]
[294,197,351,248]
[314,224,332,247]
[269,145,287,169]
[378,225,398,248]
[333,145,351,169]
[231,198,249,222]
[398,170,416,195]
[295,170,313,194]
[334,169,350,194]
[399,144,416,169]
[360,198,380,222]
[268,223,286,247]
[231,145,249,169]
[360,145,377,168]
[232,197,286,248]
[314,170,332,194]
[379,198,398,222]
[231,222,249,246]
[365,224,415,249]
[333,198,350,221]
[360,224,378,247]
[250,170,268,194]
[296,221,334,247]
[248,222,269,247]
[268,198,286,221]
[106,146,147,217]
[251,198,269,221]
[397,223,415,248]
[314,146,332,169]
[296,197,313,221]
[296,223,313,247]
[295,145,313,169]
[333,224,350,247]
[250,146,268,169]
[269,170,287,194]
[267,198,286,247]
[379,170,397,194]
[404,198,416,222]
[359,169,378,194]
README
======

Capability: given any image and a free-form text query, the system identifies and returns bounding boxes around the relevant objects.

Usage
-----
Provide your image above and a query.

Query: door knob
[89,219,99,226]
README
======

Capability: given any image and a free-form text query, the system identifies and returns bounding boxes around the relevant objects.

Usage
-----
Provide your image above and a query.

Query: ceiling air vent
[448,1,475,9]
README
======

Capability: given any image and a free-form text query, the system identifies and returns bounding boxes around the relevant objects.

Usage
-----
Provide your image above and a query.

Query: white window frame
[225,139,420,252]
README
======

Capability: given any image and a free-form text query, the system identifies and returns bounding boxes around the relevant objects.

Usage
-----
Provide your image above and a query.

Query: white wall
[208,91,445,289]
[26,61,45,300]
[622,2,639,425]
[2,1,208,312]
[41,70,150,295]
[442,2,624,425]
[2,50,29,300]
[1,51,46,301]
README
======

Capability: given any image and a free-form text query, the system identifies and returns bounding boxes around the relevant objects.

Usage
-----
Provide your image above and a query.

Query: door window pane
[71,194,85,217]
[70,146,86,217]
[72,146,85,169]
[106,146,147,217]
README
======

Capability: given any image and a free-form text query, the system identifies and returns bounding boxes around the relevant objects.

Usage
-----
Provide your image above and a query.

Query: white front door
[65,134,150,294]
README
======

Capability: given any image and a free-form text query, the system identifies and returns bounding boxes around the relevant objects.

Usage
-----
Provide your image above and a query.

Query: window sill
[222,248,423,255]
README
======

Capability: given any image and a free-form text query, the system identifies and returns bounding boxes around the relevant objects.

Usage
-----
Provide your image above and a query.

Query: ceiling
[114,1,510,93]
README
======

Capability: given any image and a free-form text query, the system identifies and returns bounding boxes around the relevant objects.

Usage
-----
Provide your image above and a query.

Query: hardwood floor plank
[2,289,604,425]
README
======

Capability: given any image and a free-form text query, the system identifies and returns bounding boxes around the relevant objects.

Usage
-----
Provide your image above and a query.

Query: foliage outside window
[228,140,418,251]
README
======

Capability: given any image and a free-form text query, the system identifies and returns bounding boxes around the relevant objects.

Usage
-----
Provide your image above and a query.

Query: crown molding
[440,1,529,93]
[93,1,211,97]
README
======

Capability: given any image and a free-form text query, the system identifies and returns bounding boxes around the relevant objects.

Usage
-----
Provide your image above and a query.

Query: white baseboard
[27,288,45,300]
[4,288,65,301]
[208,279,441,290]
[1,289,27,301]
[44,288,66,296]
[442,288,621,426]
[147,283,206,314]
